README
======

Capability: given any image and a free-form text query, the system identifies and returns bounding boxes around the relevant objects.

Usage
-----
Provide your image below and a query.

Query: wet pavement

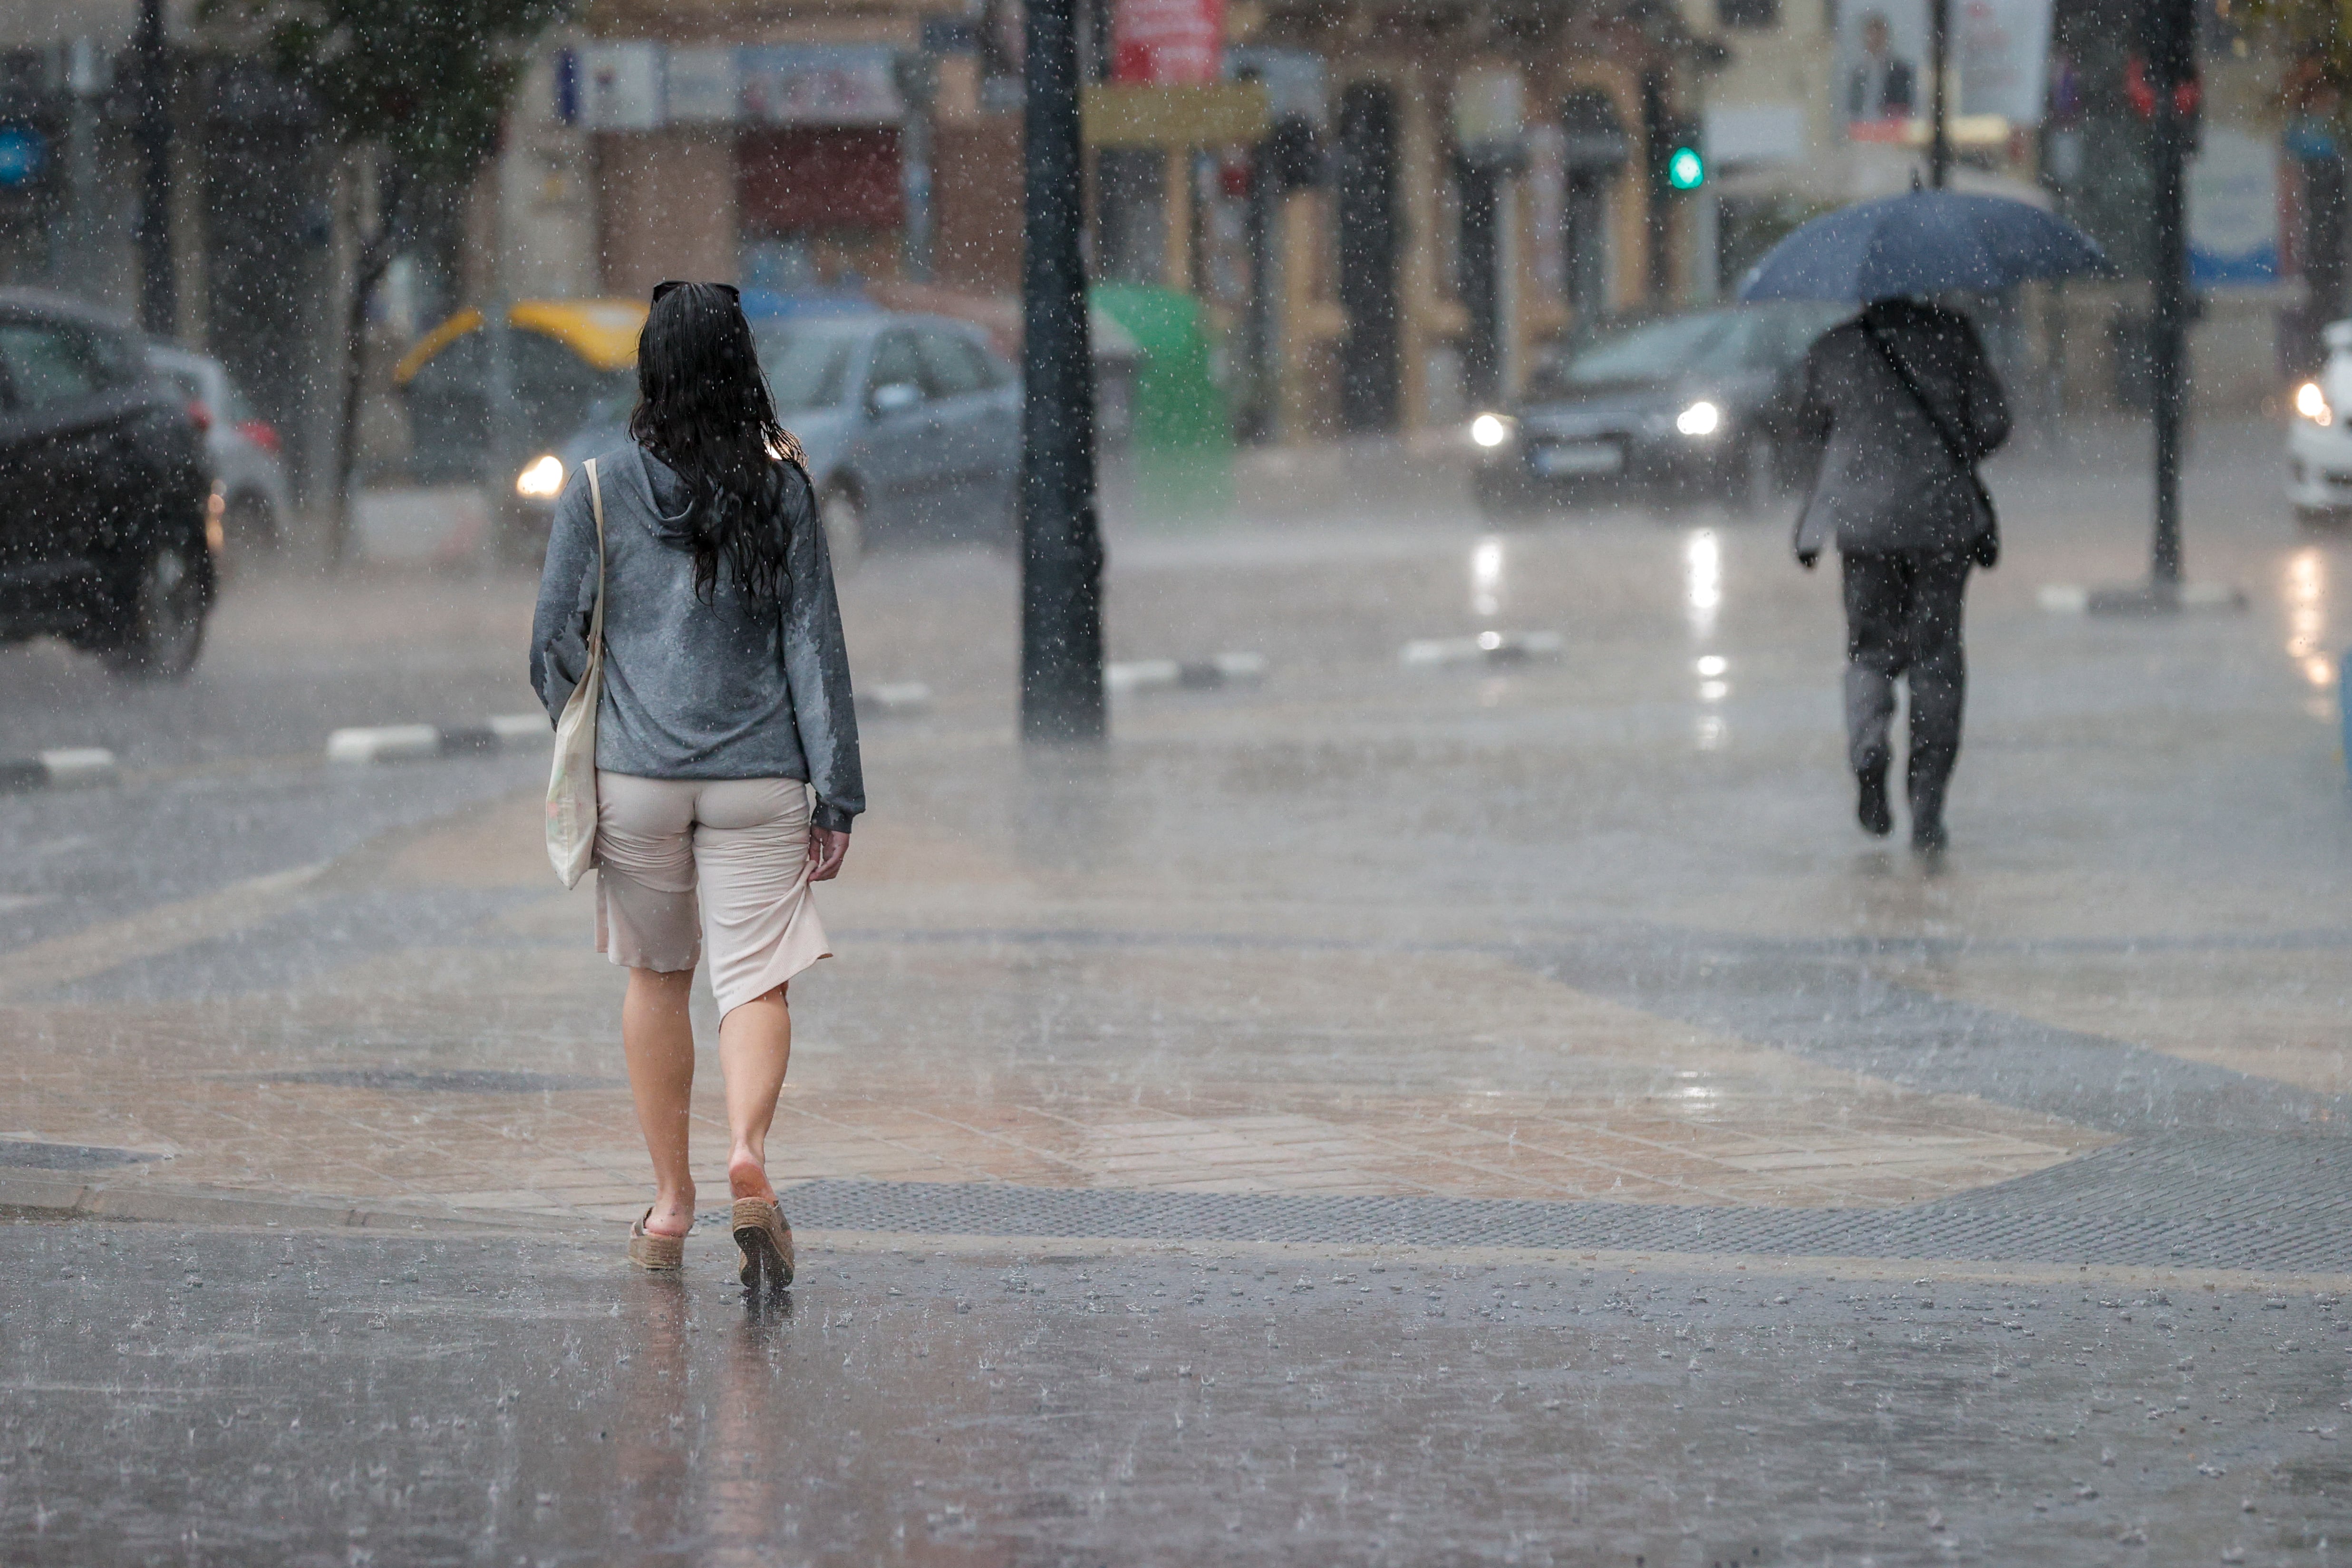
[4,418,2352,1559]
[4,1223,2347,1565]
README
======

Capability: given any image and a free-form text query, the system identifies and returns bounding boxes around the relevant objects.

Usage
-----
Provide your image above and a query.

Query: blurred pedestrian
[1794,296,2008,855]
[531,280,862,1287]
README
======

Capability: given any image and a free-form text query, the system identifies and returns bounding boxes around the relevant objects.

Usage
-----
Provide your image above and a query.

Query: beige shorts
[593,774,831,1017]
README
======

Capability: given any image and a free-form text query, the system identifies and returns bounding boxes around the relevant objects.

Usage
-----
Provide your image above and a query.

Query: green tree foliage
[199,0,570,561]
[205,0,567,173]
[2235,1,2347,114]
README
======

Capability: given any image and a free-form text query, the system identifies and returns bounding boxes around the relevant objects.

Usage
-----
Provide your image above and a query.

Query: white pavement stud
[488,714,548,744]
[862,682,934,716]
[38,748,118,788]
[1106,652,1268,694]
[326,725,442,765]
[1400,631,1565,668]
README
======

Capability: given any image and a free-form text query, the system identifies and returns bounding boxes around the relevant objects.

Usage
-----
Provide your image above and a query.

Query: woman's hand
[808,826,850,881]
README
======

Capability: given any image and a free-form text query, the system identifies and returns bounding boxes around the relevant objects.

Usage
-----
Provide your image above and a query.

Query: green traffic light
[1667,146,1705,190]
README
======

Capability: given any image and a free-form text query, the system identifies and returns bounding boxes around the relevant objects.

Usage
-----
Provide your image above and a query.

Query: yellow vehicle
[395,299,646,487]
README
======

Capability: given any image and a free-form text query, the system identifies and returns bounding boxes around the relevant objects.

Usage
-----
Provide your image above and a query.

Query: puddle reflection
[1687,532,1726,749]
[1471,535,1504,621]
[2285,546,2333,692]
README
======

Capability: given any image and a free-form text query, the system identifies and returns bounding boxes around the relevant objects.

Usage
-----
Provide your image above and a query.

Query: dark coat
[1793,298,2010,558]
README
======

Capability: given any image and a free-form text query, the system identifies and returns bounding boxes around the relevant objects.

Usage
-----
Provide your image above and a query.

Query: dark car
[519,309,1021,567]
[0,291,215,678]
[1471,302,1852,520]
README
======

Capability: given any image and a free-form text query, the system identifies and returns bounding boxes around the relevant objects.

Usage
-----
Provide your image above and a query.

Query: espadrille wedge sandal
[627,1209,686,1271]
[731,1196,794,1289]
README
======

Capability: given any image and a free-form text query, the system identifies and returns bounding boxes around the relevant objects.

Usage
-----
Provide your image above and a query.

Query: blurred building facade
[556,0,1719,438]
[0,0,2325,501]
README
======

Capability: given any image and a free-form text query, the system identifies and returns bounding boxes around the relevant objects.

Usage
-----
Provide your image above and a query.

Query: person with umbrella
[1739,190,2110,856]
[1791,294,2005,854]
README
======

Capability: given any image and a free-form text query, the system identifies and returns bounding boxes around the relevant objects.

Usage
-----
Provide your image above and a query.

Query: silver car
[516,310,1021,567]
[148,343,295,551]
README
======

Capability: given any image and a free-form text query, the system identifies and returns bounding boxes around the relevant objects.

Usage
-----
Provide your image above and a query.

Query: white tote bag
[545,458,607,888]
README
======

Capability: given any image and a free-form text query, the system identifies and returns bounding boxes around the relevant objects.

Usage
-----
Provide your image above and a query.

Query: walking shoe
[1911,816,1948,857]
[627,1209,685,1271]
[731,1196,794,1291]
[1856,767,1893,837]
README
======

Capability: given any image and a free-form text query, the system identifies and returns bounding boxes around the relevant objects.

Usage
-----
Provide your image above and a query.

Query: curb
[326,714,546,765]
[1401,631,1564,668]
[1107,652,1268,694]
[2038,582,2247,615]
[0,747,120,794]
[859,681,934,717]
[0,1169,549,1233]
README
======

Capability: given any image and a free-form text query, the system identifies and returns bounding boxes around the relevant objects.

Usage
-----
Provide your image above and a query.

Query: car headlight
[515,453,565,498]
[1675,400,1722,437]
[1469,412,1515,449]
[2296,381,2334,426]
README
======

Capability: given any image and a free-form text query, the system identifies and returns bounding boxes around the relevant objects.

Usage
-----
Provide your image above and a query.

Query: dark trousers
[1841,549,1971,823]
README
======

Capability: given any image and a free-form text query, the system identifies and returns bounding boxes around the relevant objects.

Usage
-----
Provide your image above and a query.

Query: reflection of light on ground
[2286,548,2333,688]
[1685,530,1722,626]
[1471,536,1503,619]
[1670,1070,1717,1105]
[1688,537,1724,743]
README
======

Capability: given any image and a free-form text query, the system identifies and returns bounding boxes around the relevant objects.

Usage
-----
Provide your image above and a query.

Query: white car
[148,343,294,550]
[2288,319,2352,522]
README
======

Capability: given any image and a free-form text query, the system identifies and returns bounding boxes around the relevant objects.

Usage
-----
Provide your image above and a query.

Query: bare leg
[622,967,698,1237]
[719,984,791,1203]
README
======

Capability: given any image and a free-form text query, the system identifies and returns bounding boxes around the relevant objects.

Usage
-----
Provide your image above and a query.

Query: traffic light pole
[1928,0,1951,188]
[2146,0,2193,587]
[134,0,173,337]
[1018,0,1107,745]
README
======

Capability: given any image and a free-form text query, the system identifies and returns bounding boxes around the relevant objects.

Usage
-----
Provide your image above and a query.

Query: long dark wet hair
[627,281,795,604]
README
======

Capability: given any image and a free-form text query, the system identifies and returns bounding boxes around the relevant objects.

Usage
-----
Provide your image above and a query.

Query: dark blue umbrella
[1736,190,2111,303]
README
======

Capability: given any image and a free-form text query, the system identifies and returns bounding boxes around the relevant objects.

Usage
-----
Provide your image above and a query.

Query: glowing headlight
[1470,412,1514,449]
[515,453,565,498]
[1675,400,1722,437]
[2296,381,2333,426]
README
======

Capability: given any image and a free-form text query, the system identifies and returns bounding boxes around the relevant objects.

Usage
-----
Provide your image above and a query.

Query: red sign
[1113,0,1224,86]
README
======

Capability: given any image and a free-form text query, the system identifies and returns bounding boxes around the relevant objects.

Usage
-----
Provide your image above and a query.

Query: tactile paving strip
[783,1135,2352,1273]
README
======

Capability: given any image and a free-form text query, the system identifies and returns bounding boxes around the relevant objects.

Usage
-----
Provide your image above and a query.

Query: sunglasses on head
[651,280,741,304]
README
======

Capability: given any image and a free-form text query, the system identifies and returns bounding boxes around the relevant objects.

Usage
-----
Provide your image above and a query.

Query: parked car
[395,298,646,486]
[514,309,1022,566]
[1470,301,1853,520]
[2289,320,2352,523]
[148,343,292,551]
[0,290,214,678]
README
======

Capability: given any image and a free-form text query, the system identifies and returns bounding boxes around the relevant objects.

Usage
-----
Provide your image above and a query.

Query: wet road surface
[3,420,2350,1560]
[3,1220,2345,1566]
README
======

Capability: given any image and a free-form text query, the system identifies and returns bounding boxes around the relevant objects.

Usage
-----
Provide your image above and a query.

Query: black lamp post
[2144,0,2196,587]
[1928,0,1951,188]
[1017,0,1108,745]
[135,0,173,336]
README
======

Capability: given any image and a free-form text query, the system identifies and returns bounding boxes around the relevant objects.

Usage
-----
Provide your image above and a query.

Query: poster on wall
[2188,127,2280,285]
[1112,0,1224,86]
[1834,0,2052,136]
[738,47,906,126]
[577,42,661,132]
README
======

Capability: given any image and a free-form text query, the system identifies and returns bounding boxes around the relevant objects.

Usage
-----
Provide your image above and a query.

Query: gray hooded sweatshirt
[529,445,863,834]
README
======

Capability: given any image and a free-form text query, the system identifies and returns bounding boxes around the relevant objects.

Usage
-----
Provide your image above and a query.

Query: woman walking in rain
[531,281,861,1287]
[1794,295,2007,856]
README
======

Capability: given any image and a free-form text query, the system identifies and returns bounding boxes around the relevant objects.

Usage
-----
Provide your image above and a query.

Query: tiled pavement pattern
[0,865,2098,1222]
[8,426,2352,1276]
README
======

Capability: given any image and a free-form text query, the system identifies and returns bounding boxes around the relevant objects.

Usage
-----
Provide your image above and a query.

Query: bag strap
[1862,319,1994,524]
[585,457,607,651]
